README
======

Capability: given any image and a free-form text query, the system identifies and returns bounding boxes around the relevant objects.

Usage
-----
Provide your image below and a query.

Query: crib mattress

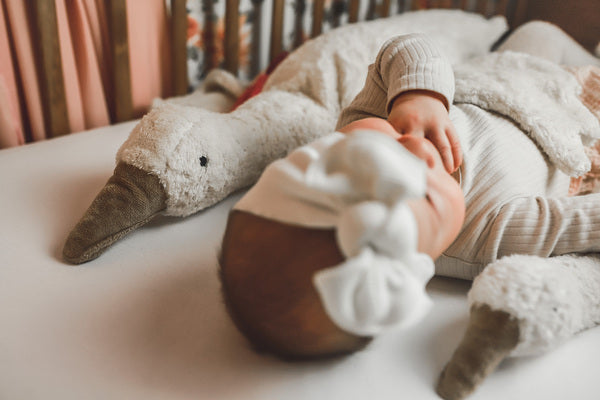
[1,120,599,400]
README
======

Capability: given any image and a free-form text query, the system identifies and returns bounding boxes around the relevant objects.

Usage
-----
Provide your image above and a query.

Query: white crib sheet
[1,121,599,400]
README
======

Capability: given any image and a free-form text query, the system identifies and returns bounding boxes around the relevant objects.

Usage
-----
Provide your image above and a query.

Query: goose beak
[435,304,520,400]
[63,162,167,264]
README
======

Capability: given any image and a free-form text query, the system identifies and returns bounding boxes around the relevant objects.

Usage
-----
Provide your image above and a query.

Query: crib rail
[32,0,526,139]
[179,0,529,84]
[31,0,69,137]
[31,0,598,140]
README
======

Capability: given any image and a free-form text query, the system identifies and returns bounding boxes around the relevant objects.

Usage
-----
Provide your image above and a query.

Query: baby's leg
[437,253,600,400]
[497,21,600,67]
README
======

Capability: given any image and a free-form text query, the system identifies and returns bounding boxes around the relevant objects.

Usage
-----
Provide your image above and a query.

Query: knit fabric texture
[339,34,600,280]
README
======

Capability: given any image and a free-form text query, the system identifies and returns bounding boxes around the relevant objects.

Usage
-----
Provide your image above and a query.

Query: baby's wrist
[391,90,449,111]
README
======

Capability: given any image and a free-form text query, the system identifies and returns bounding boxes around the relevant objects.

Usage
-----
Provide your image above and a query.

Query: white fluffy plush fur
[116,10,507,217]
[469,254,600,356]
[454,51,600,177]
[117,91,334,216]
[151,69,247,113]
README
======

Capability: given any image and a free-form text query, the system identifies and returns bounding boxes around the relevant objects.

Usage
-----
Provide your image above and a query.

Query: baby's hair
[218,210,372,360]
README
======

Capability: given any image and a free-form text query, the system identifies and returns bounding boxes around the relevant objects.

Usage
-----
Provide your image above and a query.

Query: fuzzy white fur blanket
[454,51,600,177]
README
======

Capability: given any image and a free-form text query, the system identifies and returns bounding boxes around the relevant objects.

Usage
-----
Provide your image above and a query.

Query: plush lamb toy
[62,9,600,400]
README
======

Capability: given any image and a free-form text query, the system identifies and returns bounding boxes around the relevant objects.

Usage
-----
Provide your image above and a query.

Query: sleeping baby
[219,25,600,400]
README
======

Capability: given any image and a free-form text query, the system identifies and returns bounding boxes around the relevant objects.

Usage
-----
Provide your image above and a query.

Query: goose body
[63,10,507,262]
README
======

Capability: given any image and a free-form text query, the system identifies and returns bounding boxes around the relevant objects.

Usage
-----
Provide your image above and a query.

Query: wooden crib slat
[31,0,69,137]
[224,0,240,75]
[475,0,488,16]
[332,0,346,27]
[512,0,528,28]
[249,0,264,77]
[459,0,469,10]
[311,0,325,37]
[270,0,285,61]
[397,0,406,13]
[292,0,306,48]
[367,0,377,19]
[202,0,218,71]
[171,0,188,96]
[107,0,133,123]
[349,0,360,22]
[438,0,452,8]
[495,0,510,17]
[381,0,391,17]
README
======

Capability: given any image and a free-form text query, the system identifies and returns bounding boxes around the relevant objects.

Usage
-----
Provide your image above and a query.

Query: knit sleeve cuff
[376,33,455,114]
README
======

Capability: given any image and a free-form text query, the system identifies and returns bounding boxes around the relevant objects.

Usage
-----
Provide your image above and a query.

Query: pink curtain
[0,0,172,149]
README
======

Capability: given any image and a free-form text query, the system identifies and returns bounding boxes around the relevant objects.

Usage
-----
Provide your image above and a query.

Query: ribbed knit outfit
[337,33,600,280]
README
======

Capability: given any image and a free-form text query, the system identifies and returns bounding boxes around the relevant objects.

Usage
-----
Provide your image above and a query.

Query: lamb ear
[63,162,167,264]
[435,304,520,400]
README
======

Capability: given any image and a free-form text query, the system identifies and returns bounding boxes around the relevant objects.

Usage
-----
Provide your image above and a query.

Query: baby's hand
[388,90,461,173]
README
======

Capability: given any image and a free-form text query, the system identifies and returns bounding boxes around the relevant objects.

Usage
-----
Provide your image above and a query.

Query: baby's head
[219,119,465,359]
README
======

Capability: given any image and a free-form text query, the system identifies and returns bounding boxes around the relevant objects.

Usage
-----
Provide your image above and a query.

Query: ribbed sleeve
[377,34,455,112]
[335,34,589,281]
[486,193,600,259]
[337,33,454,129]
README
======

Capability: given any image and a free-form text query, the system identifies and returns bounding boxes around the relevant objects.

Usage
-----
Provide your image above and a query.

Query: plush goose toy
[63,10,508,264]
[60,10,600,400]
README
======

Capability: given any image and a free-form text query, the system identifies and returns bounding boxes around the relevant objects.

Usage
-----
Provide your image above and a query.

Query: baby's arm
[483,193,600,260]
[337,33,461,172]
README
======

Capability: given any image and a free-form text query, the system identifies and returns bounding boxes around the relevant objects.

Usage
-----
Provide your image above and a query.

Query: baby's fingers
[427,127,454,173]
[447,125,462,172]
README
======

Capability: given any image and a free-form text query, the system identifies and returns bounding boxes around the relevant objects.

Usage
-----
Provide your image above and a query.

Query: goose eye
[199,156,208,167]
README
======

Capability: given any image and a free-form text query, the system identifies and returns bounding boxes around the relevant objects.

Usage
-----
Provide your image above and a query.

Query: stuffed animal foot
[436,304,519,400]
[437,254,600,400]
[63,162,167,264]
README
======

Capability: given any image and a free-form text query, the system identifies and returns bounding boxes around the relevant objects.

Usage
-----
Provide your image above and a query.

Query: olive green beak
[63,162,167,264]
[436,304,520,400]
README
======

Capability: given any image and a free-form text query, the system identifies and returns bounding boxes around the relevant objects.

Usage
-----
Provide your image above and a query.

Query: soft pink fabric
[84,0,112,103]
[56,0,86,133]
[127,0,172,117]
[0,2,24,147]
[0,76,21,148]
[0,0,173,149]
[66,0,110,129]
[3,0,46,142]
